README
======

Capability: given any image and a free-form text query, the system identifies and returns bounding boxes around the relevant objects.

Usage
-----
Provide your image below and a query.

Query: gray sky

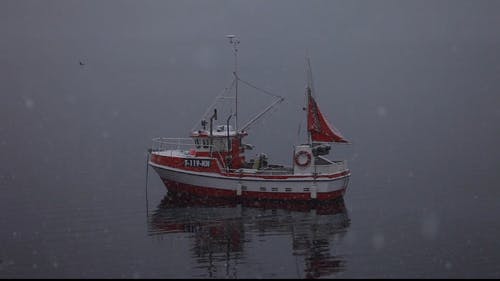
[1,0,500,186]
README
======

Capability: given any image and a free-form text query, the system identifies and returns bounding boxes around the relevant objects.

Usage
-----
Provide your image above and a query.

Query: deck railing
[151,137,198,152]
[315,160,348,175]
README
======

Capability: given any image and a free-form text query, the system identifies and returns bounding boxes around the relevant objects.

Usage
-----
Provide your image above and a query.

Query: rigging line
[297,118,303,144]
[191,77,236,132]
[301,84,308,143]
[145,150,150,218]
[205,77,236,115]
[237,76,283,99]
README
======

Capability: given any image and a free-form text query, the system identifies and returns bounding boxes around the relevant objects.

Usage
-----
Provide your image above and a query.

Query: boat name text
[184,159,211,168]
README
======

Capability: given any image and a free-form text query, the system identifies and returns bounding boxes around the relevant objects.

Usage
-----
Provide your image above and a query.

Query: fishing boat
[148,36,350,201]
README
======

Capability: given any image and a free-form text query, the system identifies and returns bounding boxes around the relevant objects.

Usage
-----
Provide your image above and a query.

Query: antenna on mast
[226,35,240,131]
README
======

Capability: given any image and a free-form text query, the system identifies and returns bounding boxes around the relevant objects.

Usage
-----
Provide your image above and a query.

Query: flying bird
[79,61,85,66]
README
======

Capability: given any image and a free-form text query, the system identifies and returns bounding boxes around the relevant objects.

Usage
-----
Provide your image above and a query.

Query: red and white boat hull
[149,161,350,201]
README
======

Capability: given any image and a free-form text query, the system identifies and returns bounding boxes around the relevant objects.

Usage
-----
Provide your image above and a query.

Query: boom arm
[240,96,284,132]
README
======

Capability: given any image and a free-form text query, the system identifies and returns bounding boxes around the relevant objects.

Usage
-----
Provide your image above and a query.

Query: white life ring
[294,150,312,167]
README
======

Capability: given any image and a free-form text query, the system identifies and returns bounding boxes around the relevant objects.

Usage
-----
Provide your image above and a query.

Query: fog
[3,0,500,192]
[1,0,500,278]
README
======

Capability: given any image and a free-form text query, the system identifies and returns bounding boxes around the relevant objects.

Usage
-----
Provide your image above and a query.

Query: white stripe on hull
[150,162,349,195]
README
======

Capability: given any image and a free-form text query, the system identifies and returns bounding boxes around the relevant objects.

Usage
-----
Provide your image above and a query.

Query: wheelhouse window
[193,138,209,150]
[193,137,231,152]
[202,138,209,149]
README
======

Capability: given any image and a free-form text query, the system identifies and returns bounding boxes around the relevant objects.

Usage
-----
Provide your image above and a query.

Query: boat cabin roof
[191,125,247,138]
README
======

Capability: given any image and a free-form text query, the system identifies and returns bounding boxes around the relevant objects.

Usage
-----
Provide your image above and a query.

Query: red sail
[307,91,349,143]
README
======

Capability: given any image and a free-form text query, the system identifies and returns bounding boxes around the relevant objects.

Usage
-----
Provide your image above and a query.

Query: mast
[194,36,283,135]
[306,57,313,145]
[227,35,240,131]
[306,86,312,145]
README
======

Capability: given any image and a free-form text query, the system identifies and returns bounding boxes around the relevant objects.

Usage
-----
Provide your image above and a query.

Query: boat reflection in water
[148,192,350,278]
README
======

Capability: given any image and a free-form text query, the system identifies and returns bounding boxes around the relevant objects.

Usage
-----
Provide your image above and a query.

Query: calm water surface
[1,135,500,278]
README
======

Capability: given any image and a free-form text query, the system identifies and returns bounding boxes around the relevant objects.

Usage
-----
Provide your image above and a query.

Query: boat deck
[151,149,348,176]
[236,166,294,175]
